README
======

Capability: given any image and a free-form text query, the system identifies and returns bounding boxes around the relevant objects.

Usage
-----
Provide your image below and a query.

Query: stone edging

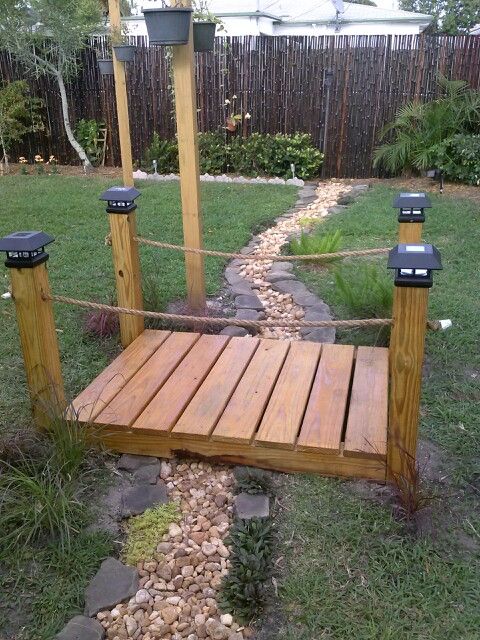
[218,182,369,343]
[132,170,305,187]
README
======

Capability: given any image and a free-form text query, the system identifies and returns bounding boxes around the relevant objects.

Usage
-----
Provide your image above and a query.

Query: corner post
[100,187,144,347]
[387,243,442,482]
[108,0,134,188]
[171,0,206,313]
[0,232,66,427]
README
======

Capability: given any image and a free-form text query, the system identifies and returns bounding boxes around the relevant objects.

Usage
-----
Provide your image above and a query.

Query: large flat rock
[234,493,269,519]
[272,280,309,296]
[234,294,264,310]
[121,482,169,517]
[56,616,105,640]
[84,558,138,617]
[117,454,158,472]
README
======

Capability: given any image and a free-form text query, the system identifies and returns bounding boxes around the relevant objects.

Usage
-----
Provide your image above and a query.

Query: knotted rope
[133,236,391,262]
[45,294,441,332]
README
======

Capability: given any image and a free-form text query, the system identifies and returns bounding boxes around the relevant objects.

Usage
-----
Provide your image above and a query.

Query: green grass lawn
[277,184,480,640]
[0,176,297,439]
[0,175,297,639]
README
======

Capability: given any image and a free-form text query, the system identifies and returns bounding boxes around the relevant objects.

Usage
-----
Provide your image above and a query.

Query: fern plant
[290,229,342,261]
[374,75,480,174]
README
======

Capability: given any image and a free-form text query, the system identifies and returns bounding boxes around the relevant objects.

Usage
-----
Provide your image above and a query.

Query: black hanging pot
[113,44,136,63]
[143,7,193,45]
[193,22,216,52]
[98,59,114,75]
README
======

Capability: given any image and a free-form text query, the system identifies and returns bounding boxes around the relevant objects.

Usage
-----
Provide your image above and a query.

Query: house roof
[207,0,432,24]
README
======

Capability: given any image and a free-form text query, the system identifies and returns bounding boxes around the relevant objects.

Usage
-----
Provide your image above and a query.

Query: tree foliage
[400,0,480,34]
[0,80,43,167]
[373,75,480,174]
[0,0,103,166]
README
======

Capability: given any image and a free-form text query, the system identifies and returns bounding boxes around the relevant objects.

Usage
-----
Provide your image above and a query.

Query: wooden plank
[109,0,134,187]
[212,340,290,444]
[132,334,230,433]
[171,337,259,439]
[388,286,429,481]
[95,332,200,427]
[71,330,170,423]
[109,212,144,347]
[297,344,355,453]
[255,341,321,449]
[344,346,389,459]
[172,0,206,313]
[93,425,386,482]
[9,264,66,428]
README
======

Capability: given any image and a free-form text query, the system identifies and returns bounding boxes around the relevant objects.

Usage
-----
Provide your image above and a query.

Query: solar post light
[387,243,442,288]
[393,192,431,223]
[99,186,141,214]
[0,231,54,268]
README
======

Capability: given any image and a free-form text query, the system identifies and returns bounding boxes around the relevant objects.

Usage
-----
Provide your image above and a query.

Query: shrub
[374,76,480,174]
[74,118,106,167]
[140,131,323,179]
[289,229,342,260]
[233,466,275,496]
[141,132,179,173]
[436,133,480,185]
[219,517,275,622]
[334,263,393,318]
[198,131,228,174]
[122,502,180,565]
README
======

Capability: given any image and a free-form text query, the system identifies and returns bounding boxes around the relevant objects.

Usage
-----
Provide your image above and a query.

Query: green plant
[289,228,342,260]
[219,517,275,622]
[0,80,43,171]
[233,466,275,496]
[141,132,179,173]
[198,131,228,174]
[334,263,393,318]
[123,502,180,565]
[374,76,480,174]
[193,0,224,28]
[74,119,106,167]
[436,133,480,185]
[0,453,87,555]
[142,272,166,330]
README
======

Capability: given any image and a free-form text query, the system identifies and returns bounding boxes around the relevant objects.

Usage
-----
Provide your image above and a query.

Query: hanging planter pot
[193,22,216,52]
[113,44,136,63]
[143,7,193,46]
[98,59,114,76]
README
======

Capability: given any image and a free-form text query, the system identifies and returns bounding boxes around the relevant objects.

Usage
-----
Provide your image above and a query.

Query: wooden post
[109,0,134,188]
[8,260,66,428]
[171,0,206,313]
[109,210,144,347]
[398,222,423,244]
[387,286,429,481]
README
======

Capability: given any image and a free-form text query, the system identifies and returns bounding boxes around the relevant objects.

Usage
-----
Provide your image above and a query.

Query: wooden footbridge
[0,0,445,486]
[70,331,388,480]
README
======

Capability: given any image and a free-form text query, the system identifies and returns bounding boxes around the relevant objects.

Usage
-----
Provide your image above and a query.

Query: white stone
[220,613,233,626]
[135,589,150,604]
[169,523,183,538]
[133,170,148,180]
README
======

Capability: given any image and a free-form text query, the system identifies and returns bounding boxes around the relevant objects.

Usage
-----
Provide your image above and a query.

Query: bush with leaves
[140,131,323,179]
[219,517,275,622]
[233,466,275,496]
[373,76,480,175]
[141,131,179,174]
[0,80,43,170]
[75,119,106,167]
[435,133,480,186]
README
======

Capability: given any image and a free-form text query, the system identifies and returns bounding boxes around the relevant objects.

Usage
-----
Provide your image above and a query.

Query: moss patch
[122,502,180,566]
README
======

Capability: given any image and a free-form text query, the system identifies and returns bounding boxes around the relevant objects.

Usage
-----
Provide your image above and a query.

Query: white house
[125,0,433,37]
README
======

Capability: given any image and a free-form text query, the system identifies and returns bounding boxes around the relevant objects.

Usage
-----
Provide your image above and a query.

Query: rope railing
[45,294,442,332]
[133,236,391,263]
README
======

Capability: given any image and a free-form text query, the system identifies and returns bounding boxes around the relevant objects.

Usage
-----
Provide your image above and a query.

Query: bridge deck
[72,330,389,481]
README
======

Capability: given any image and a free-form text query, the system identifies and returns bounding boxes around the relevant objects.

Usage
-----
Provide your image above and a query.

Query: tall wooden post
[398,222,422,244]
[101,188,144,347]
[0,232,66,428]
[172,0,206,313]
[109,0,134,188]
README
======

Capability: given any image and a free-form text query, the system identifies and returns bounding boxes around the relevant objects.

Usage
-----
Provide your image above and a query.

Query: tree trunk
[55,70,92,169]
